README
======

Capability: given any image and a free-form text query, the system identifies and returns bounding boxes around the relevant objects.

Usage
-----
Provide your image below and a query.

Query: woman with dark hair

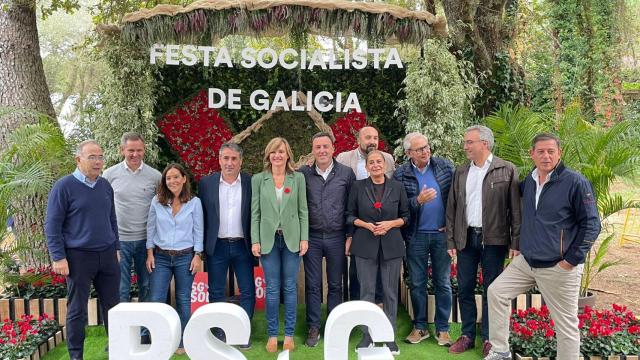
[146,163,203,355]
[251,137,309,353]
[346,150,409,356]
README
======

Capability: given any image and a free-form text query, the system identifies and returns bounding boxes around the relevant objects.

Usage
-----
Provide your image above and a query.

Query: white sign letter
[209,88,227,108]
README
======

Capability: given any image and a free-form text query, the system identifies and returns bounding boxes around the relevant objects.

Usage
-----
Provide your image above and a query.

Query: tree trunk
[0,0,59,268]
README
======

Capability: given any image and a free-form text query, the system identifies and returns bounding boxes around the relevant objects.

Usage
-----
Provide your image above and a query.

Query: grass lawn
[42,305,484,359]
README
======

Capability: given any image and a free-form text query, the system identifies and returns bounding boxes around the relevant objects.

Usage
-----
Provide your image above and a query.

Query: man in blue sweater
[484,133,601,360]
[45,140,120,360]
[394,132,454,347]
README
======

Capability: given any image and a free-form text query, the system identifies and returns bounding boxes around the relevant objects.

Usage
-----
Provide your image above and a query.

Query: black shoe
[237,340,252,350]
[355,333,373,353]
[385,341,400,356]
[211,327,226,342]
[141,334,151,345]
[104,344,109,352]
[305,327,321,347]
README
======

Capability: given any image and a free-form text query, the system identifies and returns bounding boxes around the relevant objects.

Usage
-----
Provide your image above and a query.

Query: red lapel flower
[284,187,291,194]
[374,201,382,209]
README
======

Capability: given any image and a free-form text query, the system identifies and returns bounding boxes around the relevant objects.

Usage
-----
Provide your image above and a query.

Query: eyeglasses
[84,155,105,162]
[410,145,431,153]
[463,140,485,145]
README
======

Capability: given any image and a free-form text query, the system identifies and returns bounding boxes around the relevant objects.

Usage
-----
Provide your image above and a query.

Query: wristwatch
[194,251,202,258]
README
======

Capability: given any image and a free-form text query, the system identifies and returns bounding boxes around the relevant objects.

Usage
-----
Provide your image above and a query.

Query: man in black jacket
[299,132,356,347]
[484,133,601,360]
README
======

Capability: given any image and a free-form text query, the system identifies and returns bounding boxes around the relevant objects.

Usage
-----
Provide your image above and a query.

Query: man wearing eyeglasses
[394,132,455,346]
[45,140,120,360]
[445,125,521,357]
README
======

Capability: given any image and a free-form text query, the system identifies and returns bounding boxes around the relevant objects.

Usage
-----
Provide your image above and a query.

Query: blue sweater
[45,174,119,261]
[520,162,601,268]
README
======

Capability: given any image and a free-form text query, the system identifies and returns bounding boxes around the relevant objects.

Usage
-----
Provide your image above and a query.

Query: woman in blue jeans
[146,163,203,355]
[251,137,309,353]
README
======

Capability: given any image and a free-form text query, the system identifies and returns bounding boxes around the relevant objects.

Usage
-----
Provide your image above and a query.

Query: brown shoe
[283,336,295,352]
[174,348,186,355]
[404,328,430,344]
[436,331,452,346]
[266,337,278,353]
[483,340,493,357]
[449,335,474,354]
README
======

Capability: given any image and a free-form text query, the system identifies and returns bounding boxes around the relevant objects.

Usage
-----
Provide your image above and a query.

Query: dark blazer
[198,172,252,256]
[346,177,410,260]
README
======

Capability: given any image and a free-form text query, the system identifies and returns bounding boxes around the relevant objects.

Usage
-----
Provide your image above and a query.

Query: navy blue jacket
[299,160,356,236]
[520,162,601,268]
[393,156,454,242]
[198,172,252,256]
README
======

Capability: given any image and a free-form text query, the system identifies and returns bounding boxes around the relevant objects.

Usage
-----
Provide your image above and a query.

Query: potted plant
[579,304,640,359]
[509,305,558,359]
[0,313,60,360]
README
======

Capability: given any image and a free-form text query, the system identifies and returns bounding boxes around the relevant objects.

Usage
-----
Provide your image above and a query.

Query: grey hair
[219,142,244,158]
[402,132,429,151]
[120,132,145,147]
[75,140,101,156]
[465,125,494,150]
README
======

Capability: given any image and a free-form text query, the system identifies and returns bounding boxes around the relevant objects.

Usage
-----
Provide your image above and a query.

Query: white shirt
[315,160,335,181]
[217,174,244,238]
[465,154,493,227]
[531,168,554,209]
[124,160,144,174]
[355,150,369,180]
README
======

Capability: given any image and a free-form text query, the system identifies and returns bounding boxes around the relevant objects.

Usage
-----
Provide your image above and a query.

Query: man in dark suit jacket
[199,142,255,349]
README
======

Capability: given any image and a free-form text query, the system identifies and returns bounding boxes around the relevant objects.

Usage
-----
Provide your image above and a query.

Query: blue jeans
[119,240,150,302]
[407,232,452,332]
[457,228,508,341]
[207,238,256,319]
[260,233,301,337]
[148,252,194,346]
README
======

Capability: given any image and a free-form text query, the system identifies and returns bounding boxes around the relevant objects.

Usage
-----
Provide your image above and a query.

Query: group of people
[44,124,600,360]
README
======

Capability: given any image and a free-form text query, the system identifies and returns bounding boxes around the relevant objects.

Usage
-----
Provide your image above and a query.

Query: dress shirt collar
[220,173,241,186]
[471,153,493,170]
[123,160,144,173]
[315,160,334,177]
[411,159,430,174]
[73,168,98,188]
[531,168,554,187]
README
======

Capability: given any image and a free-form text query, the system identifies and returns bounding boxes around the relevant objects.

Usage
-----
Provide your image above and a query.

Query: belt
[275,229,284,236]
[218,237,244,242]
[154,247,194,256]
[468,226,482,233]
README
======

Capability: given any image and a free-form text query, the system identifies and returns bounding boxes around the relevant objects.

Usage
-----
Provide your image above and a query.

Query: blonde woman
[251,137,309,352]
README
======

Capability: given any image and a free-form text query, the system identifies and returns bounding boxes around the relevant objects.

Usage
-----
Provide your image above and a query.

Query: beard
[362,144,377,154]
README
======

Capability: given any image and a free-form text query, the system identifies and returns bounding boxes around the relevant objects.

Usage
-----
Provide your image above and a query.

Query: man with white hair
[394,132,454,346]
[446,125,521,357]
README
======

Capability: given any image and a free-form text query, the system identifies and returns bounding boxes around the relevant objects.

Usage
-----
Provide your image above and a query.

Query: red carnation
[284,187,291,194]
[374,201,382,209]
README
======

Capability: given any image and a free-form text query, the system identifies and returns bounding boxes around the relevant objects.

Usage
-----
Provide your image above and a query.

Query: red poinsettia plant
[0,314,59,360]
[158,90,234,180]
[579,304,640,356]
[509,305,557,357]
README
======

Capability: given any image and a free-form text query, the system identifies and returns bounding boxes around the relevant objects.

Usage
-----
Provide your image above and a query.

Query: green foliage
[396,40,479,162]
[622,82,640,90]
[89,38,161,168]
[0,112,74,266]
[239,111,318,175]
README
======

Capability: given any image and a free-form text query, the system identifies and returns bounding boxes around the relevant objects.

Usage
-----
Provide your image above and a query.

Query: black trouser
[66,247,120,359]
[304,231,345,329]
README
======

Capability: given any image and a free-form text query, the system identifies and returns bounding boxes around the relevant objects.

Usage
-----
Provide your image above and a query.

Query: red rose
[374,201,382,209]
[284,187,291,194]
